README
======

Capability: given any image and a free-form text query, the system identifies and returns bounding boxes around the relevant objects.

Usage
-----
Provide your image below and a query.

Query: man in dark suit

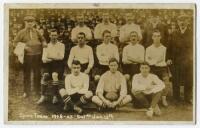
[167,14,193,104]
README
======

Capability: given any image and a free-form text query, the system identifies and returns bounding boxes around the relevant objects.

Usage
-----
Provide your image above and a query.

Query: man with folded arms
[92,58,132,111]
[59,60,93,114]
[145,29,170,106]
[68,32,94,74]
[95,30,119,82]
[37,29,65,105]
[122,31,145,92]
[132,62,165,118]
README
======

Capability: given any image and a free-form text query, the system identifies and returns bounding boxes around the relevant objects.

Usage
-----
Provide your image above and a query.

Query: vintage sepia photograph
[4,3,196,124]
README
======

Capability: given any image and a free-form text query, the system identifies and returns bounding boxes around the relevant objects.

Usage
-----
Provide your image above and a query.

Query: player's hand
[146,85,153,91]
[84,68,91,74]
[112,101,119,108]
[24,45,32,52]
[104,100,112,107]
[167,60,172,65]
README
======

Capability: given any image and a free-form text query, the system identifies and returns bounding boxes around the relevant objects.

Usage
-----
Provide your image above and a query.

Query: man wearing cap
[71,14,93,44]
[13,15,47,98]
[167,14,193,104]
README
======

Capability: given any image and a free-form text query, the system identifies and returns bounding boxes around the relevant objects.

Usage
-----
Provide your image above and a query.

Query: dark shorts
[122,63,140,77]
[43,60,65,80]
[150,66,168,79]
[70,93,84,102]
[80,63,89,72]
[95,64,109,76]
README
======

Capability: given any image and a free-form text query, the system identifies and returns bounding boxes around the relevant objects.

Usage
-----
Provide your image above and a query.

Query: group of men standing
[13,11,193,118]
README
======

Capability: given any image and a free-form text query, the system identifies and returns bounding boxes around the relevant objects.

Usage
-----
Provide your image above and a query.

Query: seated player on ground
[131,62,165,118]
[59,60,93,114]
[37,29,65,105]
[92,58,132,111]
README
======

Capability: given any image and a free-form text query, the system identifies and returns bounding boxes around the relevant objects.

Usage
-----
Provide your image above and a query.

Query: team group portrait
[6,4,195,122]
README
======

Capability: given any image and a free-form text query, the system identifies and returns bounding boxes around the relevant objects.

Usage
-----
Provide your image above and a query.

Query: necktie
[30,29,33,40]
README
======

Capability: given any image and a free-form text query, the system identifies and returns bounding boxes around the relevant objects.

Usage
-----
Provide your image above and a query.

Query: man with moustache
[122,31,145,93]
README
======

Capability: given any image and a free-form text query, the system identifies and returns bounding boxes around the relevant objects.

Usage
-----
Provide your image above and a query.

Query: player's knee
[59,88,67,97]
[52,72,58,81]
[124,74,130,81]
[120,95,132,106]
[94,75,101,82]
[92,96,103,106]
[85,91,93,99]
[125,95,132,101]
[41,73,49,81]
[92,96,99,102]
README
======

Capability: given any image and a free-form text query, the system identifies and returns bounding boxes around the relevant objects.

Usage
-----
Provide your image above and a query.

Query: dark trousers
[122,63,140,77]
[80,63,89,72]
[171,62,193,102]
[150,66,168,79]
[122,63,140,94]
[95,64,109,76]
[23,54,42,94]
[133,91,162,108]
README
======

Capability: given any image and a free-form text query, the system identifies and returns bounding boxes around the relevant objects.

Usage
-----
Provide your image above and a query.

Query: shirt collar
[179,27,187,34]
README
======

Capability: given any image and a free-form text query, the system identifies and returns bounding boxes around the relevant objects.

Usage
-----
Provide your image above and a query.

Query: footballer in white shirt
[59,60,93,114]
[132,62,165,118]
